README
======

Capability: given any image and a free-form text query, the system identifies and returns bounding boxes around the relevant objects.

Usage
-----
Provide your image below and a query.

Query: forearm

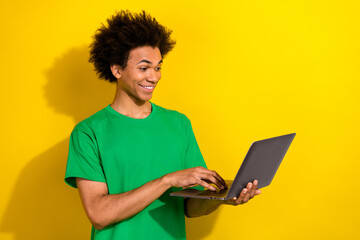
[185,198,222,218]
[78,166,228,229]
[78,176,171,230]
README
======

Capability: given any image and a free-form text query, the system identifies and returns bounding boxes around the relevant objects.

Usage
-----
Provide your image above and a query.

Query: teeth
[139,84,154,90]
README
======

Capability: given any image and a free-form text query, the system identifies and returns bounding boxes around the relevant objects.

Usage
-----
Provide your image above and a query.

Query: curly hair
[89,10,176,82]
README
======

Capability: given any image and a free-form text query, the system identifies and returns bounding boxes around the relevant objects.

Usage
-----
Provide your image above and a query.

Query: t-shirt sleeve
[183,116,207,170]
[182,116,207,191]
[64,126,106,188]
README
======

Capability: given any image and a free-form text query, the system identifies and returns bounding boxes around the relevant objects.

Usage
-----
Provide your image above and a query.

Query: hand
[164,166,227,191]
[224,180,261,205]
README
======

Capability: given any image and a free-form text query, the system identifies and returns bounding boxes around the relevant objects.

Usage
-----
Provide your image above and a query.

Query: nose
[146,69,161,83]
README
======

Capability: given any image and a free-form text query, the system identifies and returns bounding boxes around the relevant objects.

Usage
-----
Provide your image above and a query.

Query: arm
[76,176,170,230]
[185,180,262,218]
[76,166,226,230]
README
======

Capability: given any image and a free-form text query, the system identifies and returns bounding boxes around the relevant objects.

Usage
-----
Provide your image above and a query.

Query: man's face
[116,46,163,104]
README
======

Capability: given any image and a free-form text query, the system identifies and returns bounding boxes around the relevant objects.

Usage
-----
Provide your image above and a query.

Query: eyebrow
[137,59,163,65]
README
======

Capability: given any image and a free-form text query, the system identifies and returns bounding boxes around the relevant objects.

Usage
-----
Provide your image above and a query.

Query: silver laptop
[170,133,296,200]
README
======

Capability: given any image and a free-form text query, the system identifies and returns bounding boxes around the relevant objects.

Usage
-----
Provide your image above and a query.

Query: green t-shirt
[65,102,207,240]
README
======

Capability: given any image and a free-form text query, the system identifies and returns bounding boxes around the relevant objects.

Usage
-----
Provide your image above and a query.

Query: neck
[111,90,152,119]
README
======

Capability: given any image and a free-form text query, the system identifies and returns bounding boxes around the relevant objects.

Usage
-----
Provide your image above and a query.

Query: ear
[110,64,122,79]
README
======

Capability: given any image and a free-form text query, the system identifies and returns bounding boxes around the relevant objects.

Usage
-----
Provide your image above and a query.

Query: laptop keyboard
[195,180,233,198]
[196,189,228,197]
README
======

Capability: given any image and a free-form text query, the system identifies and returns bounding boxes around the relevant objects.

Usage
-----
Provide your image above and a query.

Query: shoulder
[72,106,110,134]
[152,102,190,124]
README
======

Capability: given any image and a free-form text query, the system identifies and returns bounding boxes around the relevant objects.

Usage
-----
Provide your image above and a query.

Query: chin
[142,93,154,101]
[137,95,153,103]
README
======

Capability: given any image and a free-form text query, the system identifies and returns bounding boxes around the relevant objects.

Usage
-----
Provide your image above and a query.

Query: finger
[199,173,224,190]
[211,171,227,188]
[195,179,217,191]
[183,184,198,189]
[242,182,252,203]
[212,175,226,189]
[247,182,252,192]
[250,180,258,198]
[243,192,251,203]
[199,169,227,189]
[235,188,247,204]
[238,188,248,204]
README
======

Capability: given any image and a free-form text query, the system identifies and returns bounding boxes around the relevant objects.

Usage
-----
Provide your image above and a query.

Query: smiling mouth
[139,84,155,90]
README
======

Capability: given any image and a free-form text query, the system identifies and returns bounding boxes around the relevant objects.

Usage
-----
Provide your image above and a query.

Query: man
[65,10,260,239]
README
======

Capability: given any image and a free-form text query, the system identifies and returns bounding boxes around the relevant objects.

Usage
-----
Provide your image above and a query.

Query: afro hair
[89,10,176,82]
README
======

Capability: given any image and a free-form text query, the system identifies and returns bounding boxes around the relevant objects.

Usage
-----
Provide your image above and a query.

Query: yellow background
[1,0,359,239]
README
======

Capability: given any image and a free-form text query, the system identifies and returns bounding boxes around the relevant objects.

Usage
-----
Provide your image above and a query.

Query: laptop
[170,133,296,200]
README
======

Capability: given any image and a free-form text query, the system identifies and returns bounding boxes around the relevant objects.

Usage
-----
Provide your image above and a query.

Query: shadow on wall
[0,46,219,240]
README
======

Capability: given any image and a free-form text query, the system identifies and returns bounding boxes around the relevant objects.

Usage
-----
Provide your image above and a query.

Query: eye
[155,66,162,71]
[139,67,147,71]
